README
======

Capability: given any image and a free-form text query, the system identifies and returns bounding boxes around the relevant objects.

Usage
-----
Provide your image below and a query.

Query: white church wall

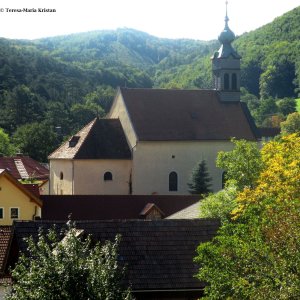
[73,159,132,195]
[132,140,234,195]
[49,159,73,195]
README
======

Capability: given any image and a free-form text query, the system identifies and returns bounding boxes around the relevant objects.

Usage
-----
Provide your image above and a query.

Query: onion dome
[213,1,241,59]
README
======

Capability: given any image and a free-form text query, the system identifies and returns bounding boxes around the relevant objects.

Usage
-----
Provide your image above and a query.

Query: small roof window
[69,136,80,148]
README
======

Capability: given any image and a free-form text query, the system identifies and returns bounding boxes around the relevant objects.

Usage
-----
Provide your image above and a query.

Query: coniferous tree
[188,160,212,195]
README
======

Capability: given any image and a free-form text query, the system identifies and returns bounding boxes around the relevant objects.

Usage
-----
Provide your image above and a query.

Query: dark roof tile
[119,88,258,141]
[49,118,131,159]
[41,195,200,220]
[12,219,220,291]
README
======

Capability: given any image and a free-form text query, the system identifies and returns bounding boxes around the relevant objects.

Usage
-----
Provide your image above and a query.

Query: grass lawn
[297,98,300,112]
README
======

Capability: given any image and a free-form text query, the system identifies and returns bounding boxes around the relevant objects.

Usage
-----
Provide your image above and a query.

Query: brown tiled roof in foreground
[41,195,200,220]
[118,88,259,141]
[12,219,220,291]
[0,226,13,274]
[49,118,131,160]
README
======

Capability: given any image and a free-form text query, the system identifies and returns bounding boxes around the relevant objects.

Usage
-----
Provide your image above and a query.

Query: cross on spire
[225,1,229,25]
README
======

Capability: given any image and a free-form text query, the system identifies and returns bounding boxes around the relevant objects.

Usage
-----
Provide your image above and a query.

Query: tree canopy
[195,134,300,299]
[6,222,132,300]
[216,139,262,191]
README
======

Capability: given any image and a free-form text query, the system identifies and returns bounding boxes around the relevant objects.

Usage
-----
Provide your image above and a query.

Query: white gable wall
[132,140,234,195]
[50,159,132,195]
[49,159,73,195]
[73,159,132,195]
[109,92,138,148]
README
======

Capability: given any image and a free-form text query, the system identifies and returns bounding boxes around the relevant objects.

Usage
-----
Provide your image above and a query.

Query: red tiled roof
[11,219,220,292]
[0,156,49,180]
[139,203,165,217]
[118,88,259,141]
[49,118,131,160]
[0,226,13,274]
[41,195,200,220]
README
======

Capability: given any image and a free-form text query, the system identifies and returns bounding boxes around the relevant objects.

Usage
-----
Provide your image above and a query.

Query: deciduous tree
[216,139,262,191]
[6,222,132,300]
[195,134,300,299]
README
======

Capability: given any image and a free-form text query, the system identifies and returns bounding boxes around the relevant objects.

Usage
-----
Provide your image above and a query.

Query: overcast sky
[0,0,299,40]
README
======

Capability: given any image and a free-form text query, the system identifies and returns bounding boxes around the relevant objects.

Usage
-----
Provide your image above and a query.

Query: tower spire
[211,1,241,102]
[225,1,229,26]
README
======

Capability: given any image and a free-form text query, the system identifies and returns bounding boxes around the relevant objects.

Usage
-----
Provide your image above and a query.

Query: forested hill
[234,6,300,98]
[33,28,218,88]
[0,6,299,161]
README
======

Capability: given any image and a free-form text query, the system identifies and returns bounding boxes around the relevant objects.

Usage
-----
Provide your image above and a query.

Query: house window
[224,73,230,90]
[0,208,3,219]
[169,172,178,191]
[10,208,19,219]
[232,73,237,90]
[60,172,64,180]
[104,172,113,181]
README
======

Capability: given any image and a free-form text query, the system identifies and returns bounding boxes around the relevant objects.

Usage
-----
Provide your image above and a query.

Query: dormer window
[69,136,80,147]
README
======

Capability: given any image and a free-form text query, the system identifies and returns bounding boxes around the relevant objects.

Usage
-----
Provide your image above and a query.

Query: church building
[49,10,260,195]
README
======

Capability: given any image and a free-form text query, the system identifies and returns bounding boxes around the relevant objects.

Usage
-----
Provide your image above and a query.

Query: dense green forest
[0,6,299,161]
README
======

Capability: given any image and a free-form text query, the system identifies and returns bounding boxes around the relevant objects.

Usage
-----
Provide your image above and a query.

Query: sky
[0,0,299,41]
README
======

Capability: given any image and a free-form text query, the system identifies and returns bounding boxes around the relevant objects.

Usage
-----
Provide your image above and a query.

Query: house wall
[73,159,132,195]
[109,92,138,148]
[0,176,41,225]
[49,160,73,195]
[50,159,132,195]
[132,140,234,195]
[39,180,49,195]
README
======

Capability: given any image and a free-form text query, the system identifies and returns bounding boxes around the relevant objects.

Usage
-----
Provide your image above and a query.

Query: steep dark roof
[41,195,200,220]
[49,118,131,160]
[0,156,49,180]
[118,88,258,141]
[0,226,13,275]
[11,219,220,291]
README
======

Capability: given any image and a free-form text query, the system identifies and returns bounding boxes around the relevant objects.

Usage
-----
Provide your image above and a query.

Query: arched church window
[169,172,178,191]
[224,73,230,90]
[60,172,63,180]
[104,171,113,181]
[232,73,237,90]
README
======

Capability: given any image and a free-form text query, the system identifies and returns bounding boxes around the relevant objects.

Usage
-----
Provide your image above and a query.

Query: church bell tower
[212,1,241,101]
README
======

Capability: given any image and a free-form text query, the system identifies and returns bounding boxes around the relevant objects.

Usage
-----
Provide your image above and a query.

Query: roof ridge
[48,118,97,159]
